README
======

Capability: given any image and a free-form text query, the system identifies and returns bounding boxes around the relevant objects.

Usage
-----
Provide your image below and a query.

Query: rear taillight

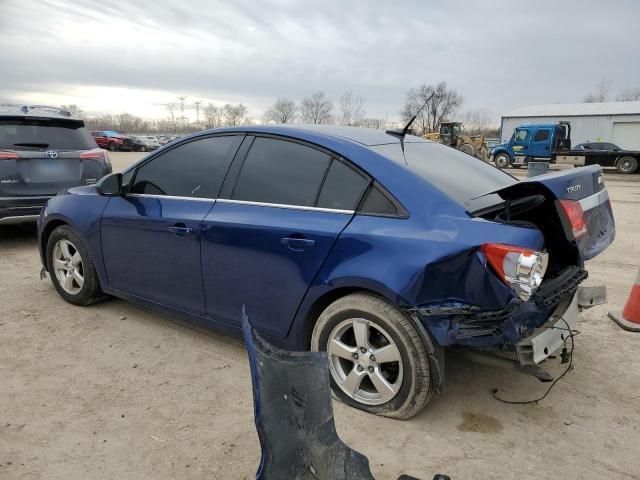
[0,151,19,160]
[79,148,106,161]
[482,243,549,301]
[559,199,587,239]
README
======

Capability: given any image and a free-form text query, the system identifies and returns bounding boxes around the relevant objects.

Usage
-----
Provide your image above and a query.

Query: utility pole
[194,101,201,123]
[177,96,187,123]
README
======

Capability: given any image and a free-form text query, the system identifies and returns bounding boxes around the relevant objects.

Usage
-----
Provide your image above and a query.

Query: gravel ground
[1,152,639,479]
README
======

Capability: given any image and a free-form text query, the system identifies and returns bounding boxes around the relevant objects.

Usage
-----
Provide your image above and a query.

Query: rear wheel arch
[301,285,444,383]
[309,291,444,418]
[300,286,387,349]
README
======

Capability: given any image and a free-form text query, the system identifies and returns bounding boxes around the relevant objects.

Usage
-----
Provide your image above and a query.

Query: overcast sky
[1,0,639,122]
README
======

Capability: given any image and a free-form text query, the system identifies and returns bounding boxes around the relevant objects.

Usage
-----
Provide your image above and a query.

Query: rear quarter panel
[286,211,545,348]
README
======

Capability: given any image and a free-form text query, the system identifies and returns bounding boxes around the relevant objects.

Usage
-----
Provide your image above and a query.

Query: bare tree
[165,102,178,132]
[263,97,297,124]
[203,103,224,128]
[223,103,249,126]
[616,87,640,102]
[360,117,388,129]
[400,82,463,136]
[84,114,116,132]
[339,90,366,126]
[117,113,148,133]
[461,108,497,136]
[300,91,333,124]
[62,104,83,117]
[583,79,612,103]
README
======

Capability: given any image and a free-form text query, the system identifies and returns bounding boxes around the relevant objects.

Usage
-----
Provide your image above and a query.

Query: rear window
[371,142,517,211]
[0,119,95,150]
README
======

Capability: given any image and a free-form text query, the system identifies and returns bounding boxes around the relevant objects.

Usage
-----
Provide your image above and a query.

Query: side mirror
[96,172,123,196]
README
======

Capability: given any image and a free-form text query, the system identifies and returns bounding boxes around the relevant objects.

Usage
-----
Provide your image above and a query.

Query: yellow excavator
[424,121,488,161]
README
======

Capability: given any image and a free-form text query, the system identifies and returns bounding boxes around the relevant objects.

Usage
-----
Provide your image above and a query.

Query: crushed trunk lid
[477,165,615,262]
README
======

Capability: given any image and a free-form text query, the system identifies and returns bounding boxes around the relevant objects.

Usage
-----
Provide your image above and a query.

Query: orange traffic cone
[608,268,640,332]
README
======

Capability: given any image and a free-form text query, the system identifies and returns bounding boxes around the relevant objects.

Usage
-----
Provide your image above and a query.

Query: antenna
[385,92,435,160]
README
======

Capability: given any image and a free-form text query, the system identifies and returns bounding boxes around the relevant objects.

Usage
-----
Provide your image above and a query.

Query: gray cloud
[1,0,639,120]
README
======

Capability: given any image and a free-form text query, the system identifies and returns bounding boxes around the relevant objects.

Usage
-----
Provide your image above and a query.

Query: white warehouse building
[500,101,640,149]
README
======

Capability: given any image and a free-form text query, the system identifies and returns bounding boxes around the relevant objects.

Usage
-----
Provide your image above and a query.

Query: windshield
[372,142,517,211]
[0,119,95,150]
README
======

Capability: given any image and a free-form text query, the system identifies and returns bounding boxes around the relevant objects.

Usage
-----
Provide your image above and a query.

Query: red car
[91,131,132,151]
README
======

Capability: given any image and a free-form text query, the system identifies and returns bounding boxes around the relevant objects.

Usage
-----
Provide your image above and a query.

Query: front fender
[492,148,511,159]
[39,191,111,287]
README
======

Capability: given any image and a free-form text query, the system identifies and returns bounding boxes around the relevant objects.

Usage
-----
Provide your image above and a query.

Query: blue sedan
[37,125,614,418]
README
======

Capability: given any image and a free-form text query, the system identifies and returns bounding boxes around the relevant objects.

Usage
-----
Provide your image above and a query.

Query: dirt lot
[1,152,639,480]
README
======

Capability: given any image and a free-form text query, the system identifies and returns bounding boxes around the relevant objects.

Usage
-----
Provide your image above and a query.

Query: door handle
[281,237,316,251]
[168,224,194,236]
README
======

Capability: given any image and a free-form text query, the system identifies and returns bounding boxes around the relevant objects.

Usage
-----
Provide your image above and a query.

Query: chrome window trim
[127,193,215,203]
[216,198,354,214]
[126,194,353,214]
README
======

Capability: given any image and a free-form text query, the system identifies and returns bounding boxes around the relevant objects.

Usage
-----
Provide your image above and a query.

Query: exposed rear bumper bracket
[577,285,607,308]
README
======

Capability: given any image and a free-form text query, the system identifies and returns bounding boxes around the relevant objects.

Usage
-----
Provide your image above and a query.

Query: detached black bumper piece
[242,308,449,480]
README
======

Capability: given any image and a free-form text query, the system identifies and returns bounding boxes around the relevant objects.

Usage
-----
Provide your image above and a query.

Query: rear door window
[131,135,242,198]
[0,119,95,150]
[231,137,331,207]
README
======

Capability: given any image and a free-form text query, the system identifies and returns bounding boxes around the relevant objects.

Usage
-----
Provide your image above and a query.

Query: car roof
[204,124,430,147]
[0,105,80,121]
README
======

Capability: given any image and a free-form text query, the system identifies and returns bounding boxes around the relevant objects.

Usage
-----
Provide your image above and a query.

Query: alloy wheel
[52,239,84,295]
[326,318,403,405]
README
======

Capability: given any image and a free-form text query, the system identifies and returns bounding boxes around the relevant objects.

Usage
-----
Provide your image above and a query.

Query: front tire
[47,225,105,306]
[108,142,118,152]
[494,152,511,168]
[458,143,475,157]
[311,293,440,419]
[140,146,147,152]
[616,156,638,174]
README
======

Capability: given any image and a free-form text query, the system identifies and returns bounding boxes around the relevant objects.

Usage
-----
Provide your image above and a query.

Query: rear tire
[108,142,118,152]
[140,146,147,152]
[616,156,638,174]
[494,152,511,168]
[311,293,441,419]
[46,225,105,306]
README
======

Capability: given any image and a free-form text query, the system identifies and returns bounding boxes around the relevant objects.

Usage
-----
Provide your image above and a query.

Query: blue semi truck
[490,121,639,174]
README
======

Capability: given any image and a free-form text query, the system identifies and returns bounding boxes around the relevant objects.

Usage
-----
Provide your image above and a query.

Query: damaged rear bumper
[516,293,578,365]
[409,266,589,348]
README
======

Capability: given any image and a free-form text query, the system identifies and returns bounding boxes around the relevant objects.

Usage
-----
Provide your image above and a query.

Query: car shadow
[0,224,39,247]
